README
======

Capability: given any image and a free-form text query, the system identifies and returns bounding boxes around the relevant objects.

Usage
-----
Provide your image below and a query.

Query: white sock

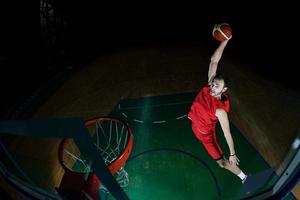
[237,171,246,180]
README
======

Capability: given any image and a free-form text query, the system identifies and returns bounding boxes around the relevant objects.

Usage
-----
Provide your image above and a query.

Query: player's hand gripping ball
[212,23,232,42]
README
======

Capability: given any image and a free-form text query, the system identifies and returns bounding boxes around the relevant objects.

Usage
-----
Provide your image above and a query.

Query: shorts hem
[214,155,224,161]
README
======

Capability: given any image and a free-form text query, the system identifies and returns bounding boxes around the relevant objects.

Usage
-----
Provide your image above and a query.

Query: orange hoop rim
[58,117,133,175]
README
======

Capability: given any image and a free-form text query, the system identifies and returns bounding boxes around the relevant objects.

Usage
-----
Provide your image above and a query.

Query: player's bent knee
[218,163,225,168]
[216,160,225,168]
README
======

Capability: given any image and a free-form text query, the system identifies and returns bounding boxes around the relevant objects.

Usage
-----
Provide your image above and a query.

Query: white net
[61,117,131,188]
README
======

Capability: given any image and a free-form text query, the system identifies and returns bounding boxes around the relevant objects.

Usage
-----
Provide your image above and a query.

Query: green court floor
[1,91,297,199]
[101,92,277,200]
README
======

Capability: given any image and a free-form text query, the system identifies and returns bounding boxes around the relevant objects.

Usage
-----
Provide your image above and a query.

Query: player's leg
[216,158,240,174]
[209,132,247,182]
[202,140,245,176]
[216,158,248,182]
[191,124,247,182]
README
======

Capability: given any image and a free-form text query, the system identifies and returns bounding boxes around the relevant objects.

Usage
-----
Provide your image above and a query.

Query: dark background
[0,1,297,118]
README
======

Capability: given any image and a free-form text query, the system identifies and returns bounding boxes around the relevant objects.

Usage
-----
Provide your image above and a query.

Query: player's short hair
[213,73,229,88]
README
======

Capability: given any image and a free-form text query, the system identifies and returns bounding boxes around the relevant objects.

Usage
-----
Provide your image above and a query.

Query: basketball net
[58,117,133,197]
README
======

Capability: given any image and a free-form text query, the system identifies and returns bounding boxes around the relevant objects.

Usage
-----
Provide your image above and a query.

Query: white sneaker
[242,175,248,184]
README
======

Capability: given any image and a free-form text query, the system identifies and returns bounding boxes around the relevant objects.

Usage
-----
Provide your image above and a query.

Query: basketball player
[188,34,248,183]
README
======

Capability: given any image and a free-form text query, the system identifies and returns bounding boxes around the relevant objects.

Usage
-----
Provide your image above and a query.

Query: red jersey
[188,85,230,134]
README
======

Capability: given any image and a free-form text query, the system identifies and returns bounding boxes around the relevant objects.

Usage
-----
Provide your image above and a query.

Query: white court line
[176,114,187,120]
[153,120,166,124]
[118,101,192,110]
[133,119,144,123]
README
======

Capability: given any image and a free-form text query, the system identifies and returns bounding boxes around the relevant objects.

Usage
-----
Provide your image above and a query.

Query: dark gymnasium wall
[0,1,297,117]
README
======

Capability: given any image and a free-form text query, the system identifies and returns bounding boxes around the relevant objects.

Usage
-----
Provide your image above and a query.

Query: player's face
[210,79,227,97]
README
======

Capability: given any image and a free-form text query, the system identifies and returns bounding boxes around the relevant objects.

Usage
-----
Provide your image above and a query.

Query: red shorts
[191,123,223,160]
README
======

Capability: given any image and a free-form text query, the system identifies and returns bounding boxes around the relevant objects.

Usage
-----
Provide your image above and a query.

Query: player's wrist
[230,153,236,157]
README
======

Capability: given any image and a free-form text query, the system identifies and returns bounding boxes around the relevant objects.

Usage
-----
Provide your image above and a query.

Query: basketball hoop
[57,117,133,199]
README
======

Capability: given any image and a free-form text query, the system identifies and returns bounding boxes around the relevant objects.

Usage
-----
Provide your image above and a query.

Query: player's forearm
[208,40,228,82]
[216,109,235,154]
[211,40,228,63]
[224,132,236,155]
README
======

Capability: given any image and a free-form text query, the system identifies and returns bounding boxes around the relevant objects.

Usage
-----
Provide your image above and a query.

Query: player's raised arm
[208,39,229,84]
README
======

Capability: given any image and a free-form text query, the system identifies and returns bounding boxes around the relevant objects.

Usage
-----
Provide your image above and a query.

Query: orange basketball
[212,23,232,42]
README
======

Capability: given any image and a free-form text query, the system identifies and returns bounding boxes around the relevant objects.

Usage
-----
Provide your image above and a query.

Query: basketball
[212,23,232,42]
